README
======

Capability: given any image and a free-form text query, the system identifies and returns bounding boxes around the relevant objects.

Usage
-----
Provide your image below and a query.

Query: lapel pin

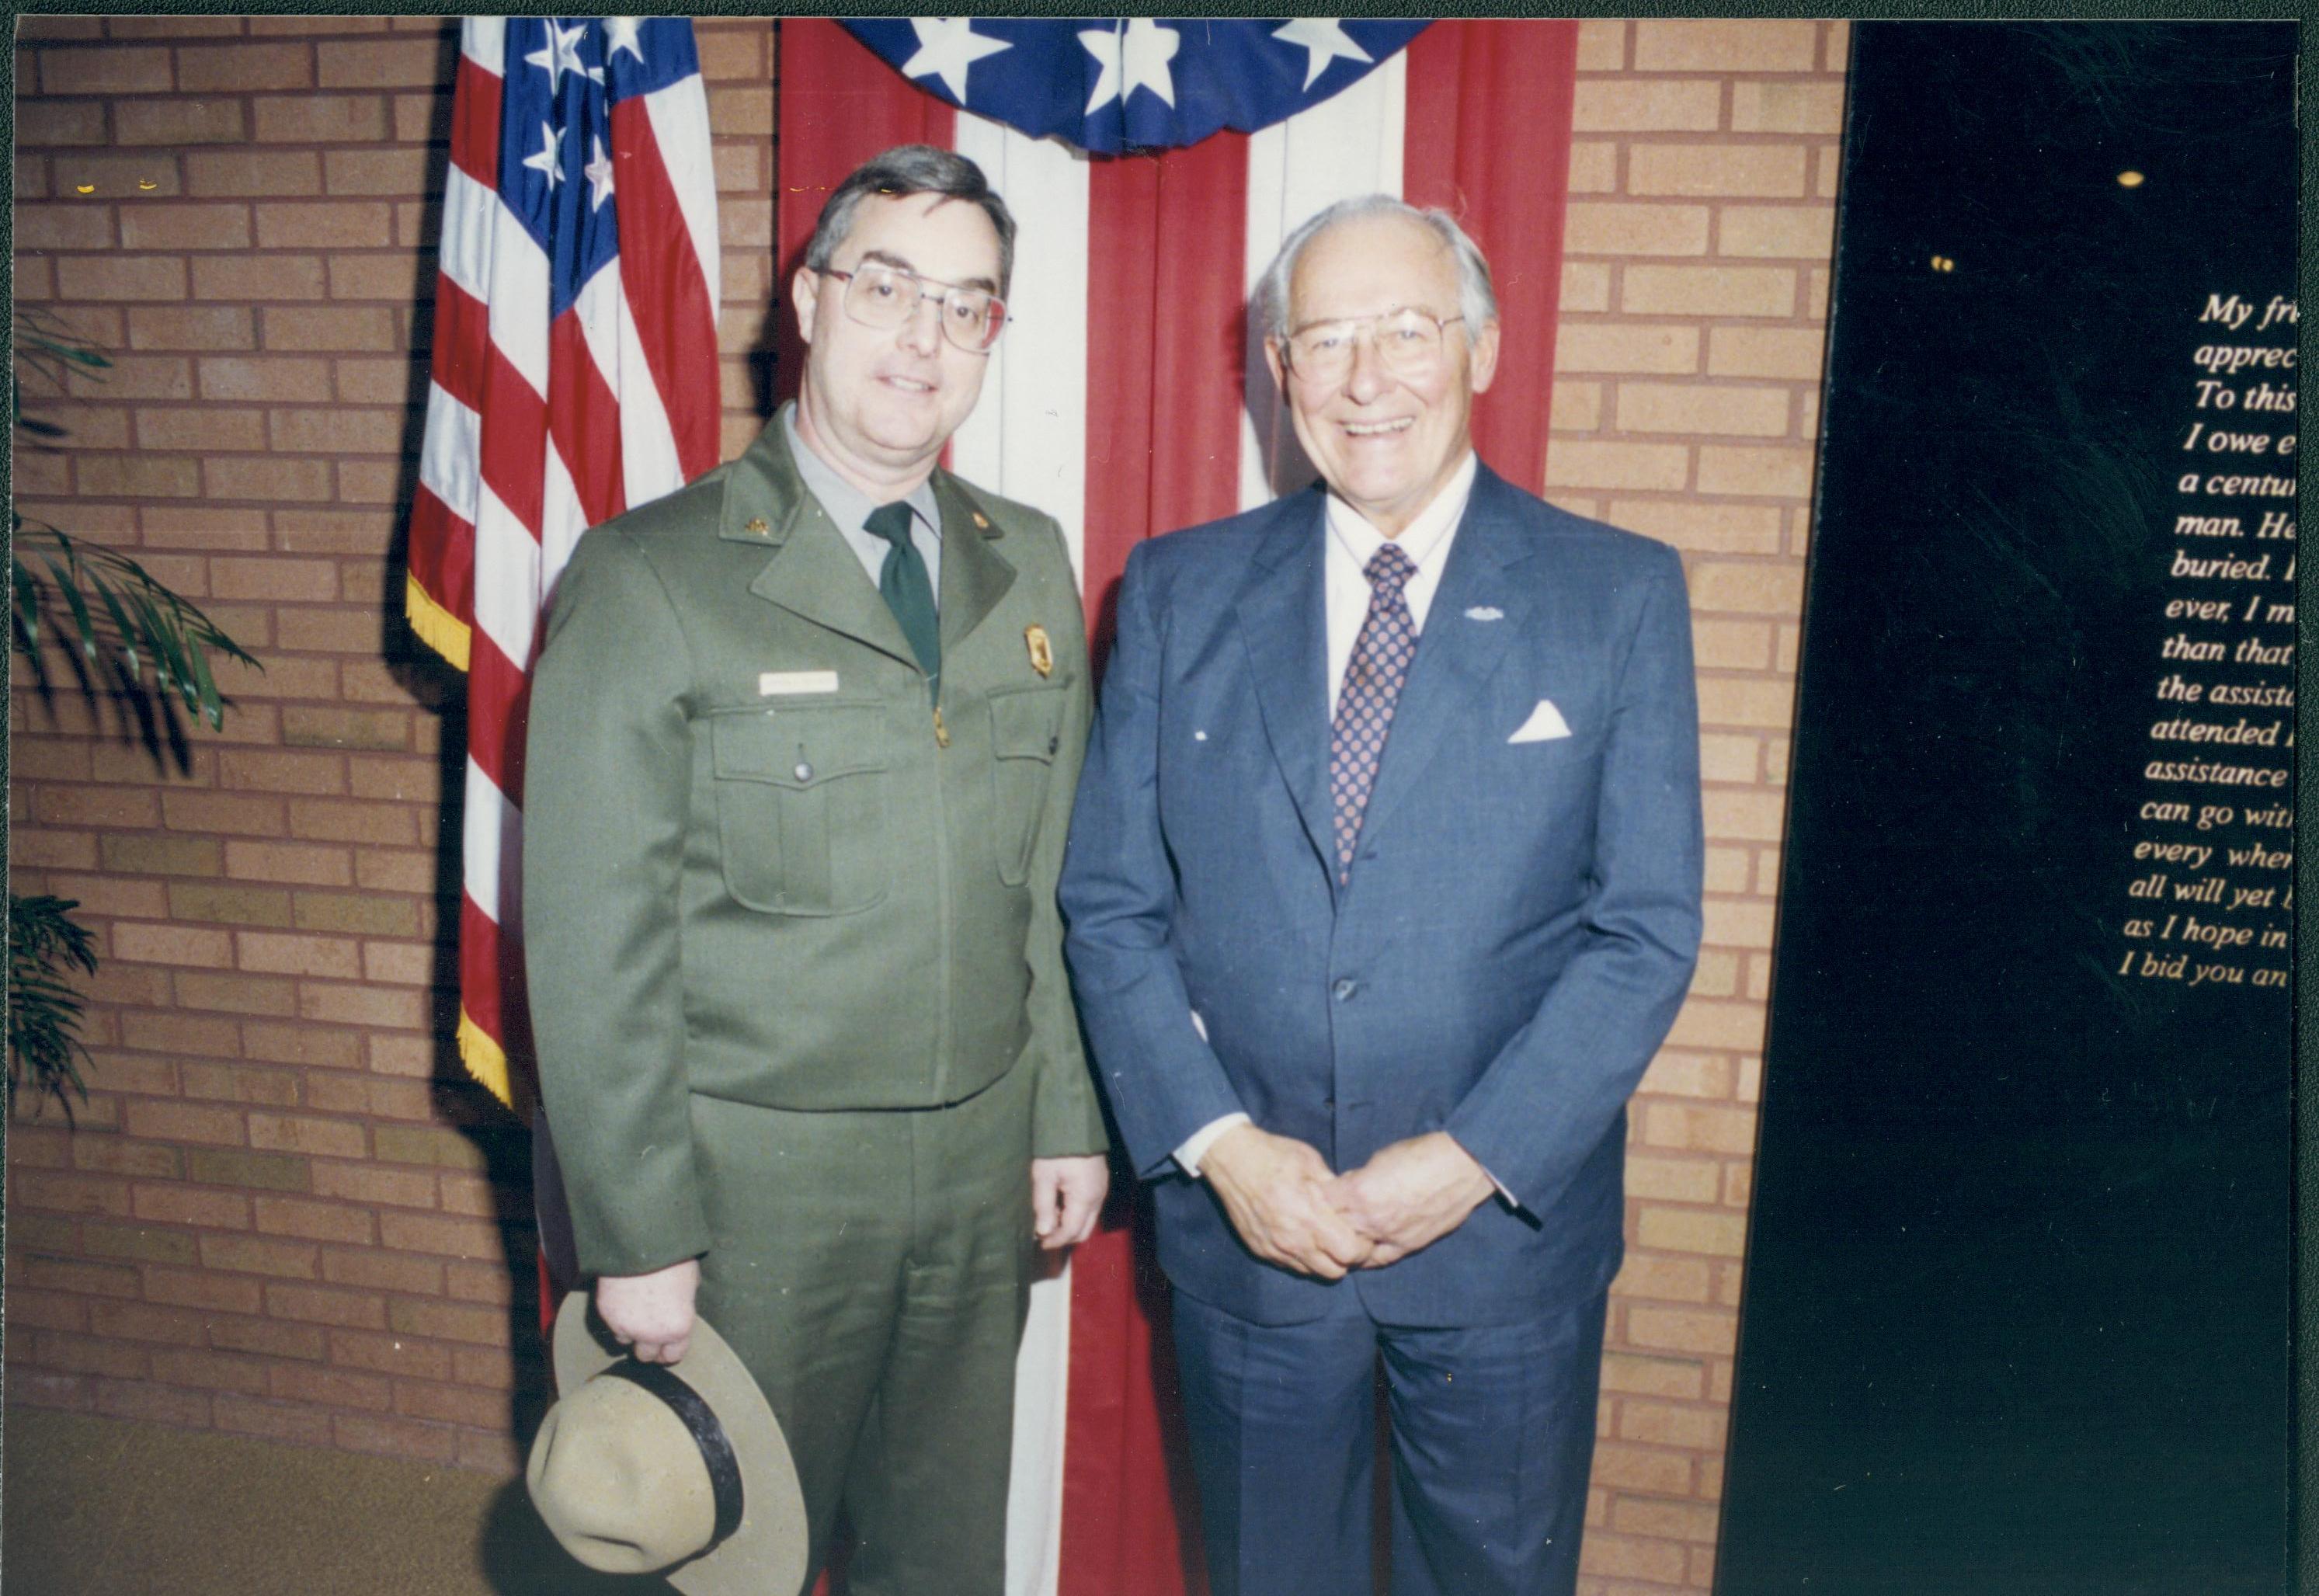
[1025,624,1054,678]
[972,510,991,530]
[1465,605,1504,622]
[744,516,769,536]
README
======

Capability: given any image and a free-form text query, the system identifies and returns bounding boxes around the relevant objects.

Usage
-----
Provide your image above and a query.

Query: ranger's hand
[1032,1155,1111,1249]
[595,1257,701,1365]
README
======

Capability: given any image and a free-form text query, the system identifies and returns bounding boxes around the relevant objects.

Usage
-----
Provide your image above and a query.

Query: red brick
[243,1021,363,1069]
[134,406,267,453]
[16,1170,134,1219]
[91,1373,212,1428]
[210,1315,330,1361]
[270,406,404,454]
[335,461,404,506]
[119,1097,243,1147]
[17,99,108,145]
[34,785,162,829]
[6,1289,91,1333]
[387,1297,509,1347]
[346,757,433,801]
[255,1194,377,1246]
[172,970,298,1017]
[199,355,332,402]
[254,96,388,143]
[34,1334,151,1380]
[224,840,353,886]
[55,255,189,301]
[264,306,398,355]
[312,1160,439,1209]
[267,1282,388,1330]
[247,1108,367,1156]
[184,148,322,198]
[203,456,336,503]
[323,148,436,196]
[16,202,113,250]
[142,1265,266,1315]
[451,1345,530,1390]
[110,99,241,147]
[273,509,395,553]
[445,1259,518,1305]
[19,1256,143,1299]
[322,1247,443,1296]
[377,1212,506,1261]
[193,255,328,301]
[40,45,172,94]
[214,1393,335,1447]
[398,1379,505,1427]
[335,1413,459,1463]
[272,1362,391,1412]
[158,795,283,843]
[131,1183,251,1229]
[89,1299,211,1346]
[151,1347,273,1396]
[332,1329,452,1381]
[107,921,231,968]
[289,800,415,846]
[200,1233,320,1279]
[118,203,253,252]
[73,454,203,499]
[299,983,425,1029]
[179,41,314,92]
[316,37,456,89]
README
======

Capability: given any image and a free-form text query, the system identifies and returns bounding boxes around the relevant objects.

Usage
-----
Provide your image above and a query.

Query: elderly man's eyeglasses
[1279,308,1468,385]
[823,261,1008,354]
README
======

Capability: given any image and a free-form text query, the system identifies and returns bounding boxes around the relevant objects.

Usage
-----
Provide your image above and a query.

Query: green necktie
[864,501,940,701]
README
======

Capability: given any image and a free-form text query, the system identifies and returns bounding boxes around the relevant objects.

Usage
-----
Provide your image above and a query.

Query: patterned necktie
[1329,543,1420,884]
[864,501,940,701]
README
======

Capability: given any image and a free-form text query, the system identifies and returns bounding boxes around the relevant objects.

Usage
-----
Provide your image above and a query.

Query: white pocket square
[1508,700,1572,743]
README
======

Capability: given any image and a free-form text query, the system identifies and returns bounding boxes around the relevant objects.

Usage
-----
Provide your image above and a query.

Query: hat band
[601,1359,746,1551]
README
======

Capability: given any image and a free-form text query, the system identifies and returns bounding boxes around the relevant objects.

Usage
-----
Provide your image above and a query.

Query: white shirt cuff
[1174,1113,1251,1177]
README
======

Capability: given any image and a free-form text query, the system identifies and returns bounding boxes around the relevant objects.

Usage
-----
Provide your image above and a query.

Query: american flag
[780,20,1578,1596]
[404,16,721,1110]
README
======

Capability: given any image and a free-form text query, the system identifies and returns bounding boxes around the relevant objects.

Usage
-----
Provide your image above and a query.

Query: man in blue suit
[1059,196,1704,1596]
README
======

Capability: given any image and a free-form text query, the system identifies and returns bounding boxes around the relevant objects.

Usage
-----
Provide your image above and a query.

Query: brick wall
[1550,19,1843,1594]
[6,16,1839,1590]
[7,13,781,1473]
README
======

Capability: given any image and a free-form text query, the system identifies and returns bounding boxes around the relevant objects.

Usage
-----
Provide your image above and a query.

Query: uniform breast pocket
[709,704,890,916]
[986,683,1067,886]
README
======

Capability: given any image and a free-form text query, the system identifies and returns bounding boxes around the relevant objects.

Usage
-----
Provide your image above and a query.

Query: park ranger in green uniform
[523,146,1110,1596]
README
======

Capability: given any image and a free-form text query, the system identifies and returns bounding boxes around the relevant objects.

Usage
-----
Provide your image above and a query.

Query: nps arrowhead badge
[1025,624,1054,678]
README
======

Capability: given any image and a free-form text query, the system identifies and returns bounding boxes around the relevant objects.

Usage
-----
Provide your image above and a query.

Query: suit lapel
[1233,491,1337,881]
[930,474,1017,657]
[1353,468,1535,852]
[727,419,922,671]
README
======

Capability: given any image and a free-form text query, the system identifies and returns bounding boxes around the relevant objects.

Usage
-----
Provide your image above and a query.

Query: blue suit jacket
[1059,465,1704,1327]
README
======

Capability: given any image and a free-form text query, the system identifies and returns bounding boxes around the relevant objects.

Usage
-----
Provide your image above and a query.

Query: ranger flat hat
[527,1292,807,1595]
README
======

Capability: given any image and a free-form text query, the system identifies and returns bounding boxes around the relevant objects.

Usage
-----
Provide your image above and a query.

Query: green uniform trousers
[687,1057,1037,1596]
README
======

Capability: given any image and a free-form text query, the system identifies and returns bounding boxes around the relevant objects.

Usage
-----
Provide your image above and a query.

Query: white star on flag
[1271,19,1374,92]
[523,120,565,186]
[1080,19,1181,113]
[583,134,615,210]
[604,16,646,65]
[527,19,602,94]
[901,17,1012,102]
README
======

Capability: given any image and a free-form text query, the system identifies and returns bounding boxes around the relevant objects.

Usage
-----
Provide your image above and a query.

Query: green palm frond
[7,895,99,1118]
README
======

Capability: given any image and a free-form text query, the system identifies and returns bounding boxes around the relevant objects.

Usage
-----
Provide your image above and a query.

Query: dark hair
[801,144,1017,298]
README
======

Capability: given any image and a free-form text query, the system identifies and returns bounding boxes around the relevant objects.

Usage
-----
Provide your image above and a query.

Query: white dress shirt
[1176,453,1481,1179]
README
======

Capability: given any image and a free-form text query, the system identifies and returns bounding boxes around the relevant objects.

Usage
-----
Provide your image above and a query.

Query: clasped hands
[1199,1124,1496,1279]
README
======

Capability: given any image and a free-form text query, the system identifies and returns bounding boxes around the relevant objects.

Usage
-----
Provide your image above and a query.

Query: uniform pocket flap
[711,704,889,789]
[987,683,1066,763]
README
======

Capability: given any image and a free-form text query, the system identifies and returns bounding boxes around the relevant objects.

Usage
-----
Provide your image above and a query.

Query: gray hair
[1259,195,1498,341]
[802,144,1017,299]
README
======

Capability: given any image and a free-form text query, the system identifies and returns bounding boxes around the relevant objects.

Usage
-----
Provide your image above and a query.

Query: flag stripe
[610,92,721,481]
[549,303,628,530]
[429,272,494,422]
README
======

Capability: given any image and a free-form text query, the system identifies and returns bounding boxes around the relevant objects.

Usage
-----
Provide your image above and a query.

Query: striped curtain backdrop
[775,20,1580,1595]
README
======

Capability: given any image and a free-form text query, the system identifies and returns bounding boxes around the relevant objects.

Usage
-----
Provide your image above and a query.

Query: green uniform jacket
[523,411,1107,1278]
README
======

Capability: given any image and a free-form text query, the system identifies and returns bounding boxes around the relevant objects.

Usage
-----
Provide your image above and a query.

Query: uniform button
[1322,1097,1335,1111]
[794,762,812,782]
[1332,979,1358,1003]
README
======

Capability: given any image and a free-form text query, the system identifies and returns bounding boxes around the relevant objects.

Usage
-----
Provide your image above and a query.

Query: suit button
[1332,979,1358,1003]
[1322,1097,1335,1112]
